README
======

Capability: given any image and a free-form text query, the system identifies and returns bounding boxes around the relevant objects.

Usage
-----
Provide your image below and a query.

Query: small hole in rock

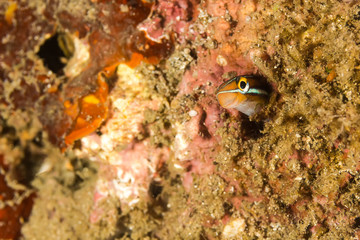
[149,180,163,199]
[353,217,360,228]
[37,32,74,75]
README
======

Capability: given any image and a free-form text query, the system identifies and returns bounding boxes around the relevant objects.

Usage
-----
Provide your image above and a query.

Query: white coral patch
[222,218,246,239]
[173,123,190,161]
[78,64,158,207]
[188,109,198,117]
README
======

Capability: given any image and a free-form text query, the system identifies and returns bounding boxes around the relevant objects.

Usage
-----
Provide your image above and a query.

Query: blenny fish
[215,75,270,116]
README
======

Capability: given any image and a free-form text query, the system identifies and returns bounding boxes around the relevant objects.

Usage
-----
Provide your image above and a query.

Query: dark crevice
[37,33,68,75]
[353,217,360,229]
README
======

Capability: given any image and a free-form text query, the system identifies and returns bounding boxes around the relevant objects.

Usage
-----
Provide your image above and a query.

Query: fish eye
[240,81,246,89]
[238,77,249,92]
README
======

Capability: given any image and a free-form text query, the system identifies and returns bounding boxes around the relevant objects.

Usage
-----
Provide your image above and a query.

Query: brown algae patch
[209,0,360,238]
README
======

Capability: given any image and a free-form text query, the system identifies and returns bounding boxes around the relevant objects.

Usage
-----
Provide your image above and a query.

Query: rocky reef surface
[1,0,360,239]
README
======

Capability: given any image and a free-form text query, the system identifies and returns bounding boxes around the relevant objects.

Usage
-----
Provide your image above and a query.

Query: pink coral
[171,1,268,196]
[138,0,199,43]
